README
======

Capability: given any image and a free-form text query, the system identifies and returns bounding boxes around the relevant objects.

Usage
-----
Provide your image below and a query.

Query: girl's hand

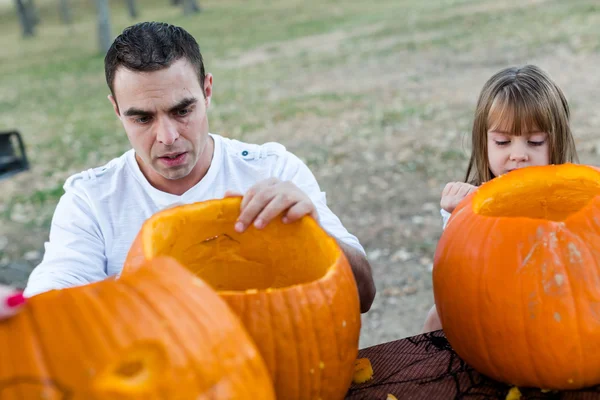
[440,182,478,213]
[0,285,26,320]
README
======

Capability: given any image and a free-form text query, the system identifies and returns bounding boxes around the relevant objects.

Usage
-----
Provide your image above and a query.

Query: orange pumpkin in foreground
[124,196,361,400]
[433,163,600,390]
[0,257,274,399]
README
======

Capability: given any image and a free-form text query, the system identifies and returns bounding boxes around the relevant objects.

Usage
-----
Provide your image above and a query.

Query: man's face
[109,59,213,187]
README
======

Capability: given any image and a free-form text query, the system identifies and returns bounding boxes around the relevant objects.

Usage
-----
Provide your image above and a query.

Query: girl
[422,64,579,333]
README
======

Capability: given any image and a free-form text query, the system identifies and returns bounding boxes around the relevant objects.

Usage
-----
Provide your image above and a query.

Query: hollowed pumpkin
[124,196,361,400]
[0,257,275,399]
[433,163,600,390]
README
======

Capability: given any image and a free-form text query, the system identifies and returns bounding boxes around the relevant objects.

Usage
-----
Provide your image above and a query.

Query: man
[24,22,376,312]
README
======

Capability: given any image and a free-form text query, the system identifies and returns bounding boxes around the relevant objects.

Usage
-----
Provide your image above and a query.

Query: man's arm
[337,239,376,313]
[24,188,108,297]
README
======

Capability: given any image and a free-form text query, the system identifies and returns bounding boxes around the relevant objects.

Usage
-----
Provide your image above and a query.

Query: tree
[183,0,201,14]
[14,0,37,37]
[171,0,201,14]
[125,0,138,18]
[95,0,112,54]
[59,0,72,24]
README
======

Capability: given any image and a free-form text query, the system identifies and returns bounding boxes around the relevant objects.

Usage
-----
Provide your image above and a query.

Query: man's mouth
[158,152,187,166]
[161,153,184,159]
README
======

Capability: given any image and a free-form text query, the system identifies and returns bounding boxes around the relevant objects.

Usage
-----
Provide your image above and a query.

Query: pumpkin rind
[123,196,361,400]
[0,257,275,399]
[352,358,374,384]
[433,164,600,390]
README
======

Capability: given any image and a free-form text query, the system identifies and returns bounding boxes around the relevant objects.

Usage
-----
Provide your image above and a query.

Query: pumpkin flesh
[124,197,361,400]
[0,257,275,399]
[434,164,600,390]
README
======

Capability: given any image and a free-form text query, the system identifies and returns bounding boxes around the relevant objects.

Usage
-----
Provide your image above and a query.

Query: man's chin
[154,166,192,181]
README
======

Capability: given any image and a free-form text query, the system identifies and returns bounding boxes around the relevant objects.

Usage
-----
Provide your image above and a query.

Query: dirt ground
[1,0,600,349]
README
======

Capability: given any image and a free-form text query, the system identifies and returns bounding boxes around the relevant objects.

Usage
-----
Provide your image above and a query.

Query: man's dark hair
[104,21,206,100]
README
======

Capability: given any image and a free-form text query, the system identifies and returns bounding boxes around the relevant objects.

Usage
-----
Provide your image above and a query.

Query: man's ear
[203,73,214,108]
[108,94,121,118]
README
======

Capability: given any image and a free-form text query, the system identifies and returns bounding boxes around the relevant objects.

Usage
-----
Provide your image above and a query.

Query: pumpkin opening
[115,361,145,378]
[93,341,166,393]
[140,198,340,292]
[472,164,600,221]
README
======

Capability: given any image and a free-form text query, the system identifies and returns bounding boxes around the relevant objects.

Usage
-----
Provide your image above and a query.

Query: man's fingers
[224,190,242,198]
[254,194,296,229]
[283,200,317,224]
[236,186,278,232]
[240,178,278,211]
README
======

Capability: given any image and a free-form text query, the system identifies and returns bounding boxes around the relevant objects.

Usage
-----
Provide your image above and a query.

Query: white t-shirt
[440,208,451,230]
[24,134,365,297]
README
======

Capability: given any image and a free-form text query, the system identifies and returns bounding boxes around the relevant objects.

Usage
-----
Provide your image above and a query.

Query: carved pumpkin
[124,196,361,400]
[433,164,600,390]
[0,257,275,399]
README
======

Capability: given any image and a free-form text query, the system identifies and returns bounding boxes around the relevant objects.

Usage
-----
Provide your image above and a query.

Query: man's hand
[440,182,477,213]
[225,178,318,232]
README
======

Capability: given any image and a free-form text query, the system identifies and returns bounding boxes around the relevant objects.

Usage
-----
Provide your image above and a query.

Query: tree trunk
[24,0,39,26]
[125,0,138,18]
[95,0,112,54]
[59,0,71,24]
[14,0,35,37]
[183,0,200,14]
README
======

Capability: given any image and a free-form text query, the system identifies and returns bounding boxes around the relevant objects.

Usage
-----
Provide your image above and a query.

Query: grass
[1,0,599,265]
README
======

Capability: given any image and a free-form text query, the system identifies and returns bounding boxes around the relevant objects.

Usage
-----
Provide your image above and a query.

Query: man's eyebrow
[123,107,153,117]
[169,97,198,112]
[122,97,198,117]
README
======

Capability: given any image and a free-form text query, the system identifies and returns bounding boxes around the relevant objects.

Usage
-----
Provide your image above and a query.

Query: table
[346,330,600,399]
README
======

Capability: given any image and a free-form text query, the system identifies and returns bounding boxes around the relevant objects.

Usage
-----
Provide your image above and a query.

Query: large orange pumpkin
[0,257,275,399]
[124,196,361,400]
[433,163,600,390]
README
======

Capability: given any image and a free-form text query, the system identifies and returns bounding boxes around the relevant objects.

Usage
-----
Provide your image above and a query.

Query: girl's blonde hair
[465,64,578,186]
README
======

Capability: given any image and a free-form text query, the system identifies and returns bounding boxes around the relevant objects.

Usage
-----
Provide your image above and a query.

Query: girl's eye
[529,140,545,146]
[495,140,510,146]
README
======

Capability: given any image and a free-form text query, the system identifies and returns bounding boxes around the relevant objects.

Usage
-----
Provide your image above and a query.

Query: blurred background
[0,0,599,348]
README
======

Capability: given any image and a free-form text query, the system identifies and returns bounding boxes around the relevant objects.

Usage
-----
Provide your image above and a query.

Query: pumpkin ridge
[297,287,317,397]
[87,283,174,397]
[317,278,344,396]
[268,290,284,394]
[328,259,361,394]
[20,301,57,399]
[118,277,204,392]
[136,261,274,397]
[108,280,184,396]
[33,290,93,392]
[555,230,586,387]
[282,290,303,396]
[307,283,325,396]
[475,218,502,380]
[66,287,121,382]
[518,250,543,387]
[125,268,265,392]
[338,254,362,344]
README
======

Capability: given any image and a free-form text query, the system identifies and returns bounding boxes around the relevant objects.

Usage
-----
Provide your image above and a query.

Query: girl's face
[486,115,551,178]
